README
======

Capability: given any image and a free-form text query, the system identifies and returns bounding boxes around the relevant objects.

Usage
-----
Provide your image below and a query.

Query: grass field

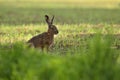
[0,0,120,80]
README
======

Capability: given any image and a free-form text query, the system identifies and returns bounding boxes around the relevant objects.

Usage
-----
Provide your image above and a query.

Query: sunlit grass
[0,24,115,43]
[0,24,120,54]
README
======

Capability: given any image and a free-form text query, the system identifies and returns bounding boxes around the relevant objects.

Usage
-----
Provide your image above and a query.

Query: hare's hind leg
[40,46,44,51]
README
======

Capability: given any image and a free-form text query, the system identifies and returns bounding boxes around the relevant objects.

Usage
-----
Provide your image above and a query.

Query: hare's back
[28,32,47,43]
[27,32,50,47]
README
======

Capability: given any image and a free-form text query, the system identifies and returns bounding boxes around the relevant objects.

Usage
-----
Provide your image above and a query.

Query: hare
[27,15,59,50]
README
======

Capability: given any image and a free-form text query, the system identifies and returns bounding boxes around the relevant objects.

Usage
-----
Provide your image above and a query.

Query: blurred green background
[0,0,120,25]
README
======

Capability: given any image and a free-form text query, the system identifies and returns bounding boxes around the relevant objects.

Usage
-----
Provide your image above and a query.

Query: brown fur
[27,15,58,50]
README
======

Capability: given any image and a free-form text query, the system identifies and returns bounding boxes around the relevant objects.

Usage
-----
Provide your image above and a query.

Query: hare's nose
[55,30,59,34]
[57,31,59,34]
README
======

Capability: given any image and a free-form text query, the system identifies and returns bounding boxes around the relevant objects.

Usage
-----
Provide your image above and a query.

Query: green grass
[0,30,120,80]
[0,0,120,25]
[0,8,120,25]
[0,0,120,80]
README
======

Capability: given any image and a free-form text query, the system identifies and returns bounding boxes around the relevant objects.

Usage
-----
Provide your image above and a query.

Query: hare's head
[45,15,59,34]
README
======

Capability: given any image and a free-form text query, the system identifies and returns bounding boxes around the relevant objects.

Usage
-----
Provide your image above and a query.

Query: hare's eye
[54,27,56,30]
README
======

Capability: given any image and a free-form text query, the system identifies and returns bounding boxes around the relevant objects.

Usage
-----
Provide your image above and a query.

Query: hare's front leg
[40,45,49,52]
[49,42,54,50]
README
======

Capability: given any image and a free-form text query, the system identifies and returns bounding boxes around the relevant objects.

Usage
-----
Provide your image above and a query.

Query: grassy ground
[0,0,120,80]
[0,24,120,53]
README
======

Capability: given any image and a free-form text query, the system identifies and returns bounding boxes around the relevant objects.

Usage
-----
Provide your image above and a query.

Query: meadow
[0,0,120,80]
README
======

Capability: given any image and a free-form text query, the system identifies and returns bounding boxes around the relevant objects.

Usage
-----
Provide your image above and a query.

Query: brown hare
[27,15,59,50]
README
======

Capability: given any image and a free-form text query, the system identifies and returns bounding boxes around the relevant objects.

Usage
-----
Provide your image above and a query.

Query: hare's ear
[51,15,54,24]
[45,15,51,25]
